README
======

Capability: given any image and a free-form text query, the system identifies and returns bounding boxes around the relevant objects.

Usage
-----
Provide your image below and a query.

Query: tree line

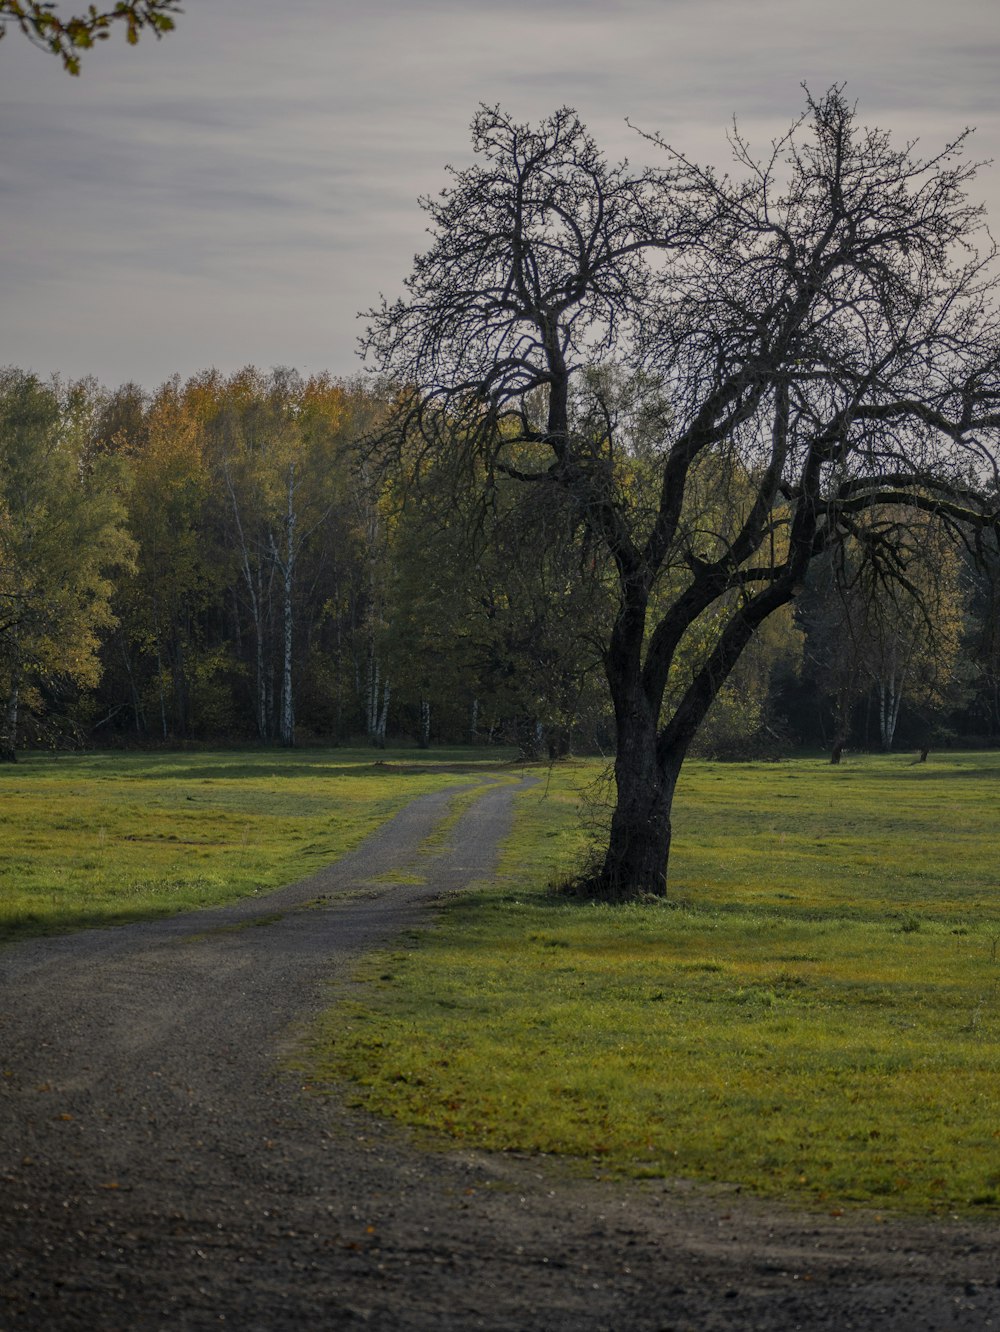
[0,358,997,765]
[0,364,612,758]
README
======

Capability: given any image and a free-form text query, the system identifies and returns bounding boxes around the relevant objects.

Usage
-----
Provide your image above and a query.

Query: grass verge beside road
[0,747,510,941]
[310,752,1000,1215]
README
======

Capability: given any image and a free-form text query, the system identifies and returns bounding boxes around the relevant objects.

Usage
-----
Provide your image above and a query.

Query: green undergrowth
[308,751,1000,1216]
[0,747,514,941]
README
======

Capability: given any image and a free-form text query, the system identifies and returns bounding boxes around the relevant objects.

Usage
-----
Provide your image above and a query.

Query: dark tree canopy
[0,1,180,73]
[364,89,1000,900]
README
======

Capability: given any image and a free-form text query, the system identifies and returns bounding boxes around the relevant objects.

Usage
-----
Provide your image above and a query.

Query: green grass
[308,751,1000,1216]
[0,747,513,941]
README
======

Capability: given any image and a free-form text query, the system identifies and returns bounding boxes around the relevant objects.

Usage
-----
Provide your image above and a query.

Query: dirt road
[1,777,997,1330]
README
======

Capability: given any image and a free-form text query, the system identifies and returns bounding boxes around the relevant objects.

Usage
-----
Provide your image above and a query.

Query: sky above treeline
[3,0,999,391]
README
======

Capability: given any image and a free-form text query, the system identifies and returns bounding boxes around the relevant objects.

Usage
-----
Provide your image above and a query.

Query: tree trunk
[594,696,677,899]
[548,727,572,760]
[263,637,274,742]
[277,463,297,748]
[367,658,377,737]
[878,679,889,749]
[419,698,431,749]
[223,458,272,742]
[278,543,295,748]
[280,563,294,747]
[367,661,391,748]
[375,679,390,749]
[172,631,188,739]
[150,590,169,740]
[118,630,146,735]
[879,674,903,750]
[0,670,20,762]
[469,696,479,744]
[247,562,268,742]
[515,717,542,760]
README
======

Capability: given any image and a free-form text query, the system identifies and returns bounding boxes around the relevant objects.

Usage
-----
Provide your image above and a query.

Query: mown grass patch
[0,747,513,941]
[310,751,1000,1215]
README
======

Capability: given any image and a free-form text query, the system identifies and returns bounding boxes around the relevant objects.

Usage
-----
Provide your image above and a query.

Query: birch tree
[809,512,967,752]
[265,372,347,746]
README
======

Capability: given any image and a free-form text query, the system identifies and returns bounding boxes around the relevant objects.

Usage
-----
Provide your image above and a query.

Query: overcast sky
[2,0,999,390]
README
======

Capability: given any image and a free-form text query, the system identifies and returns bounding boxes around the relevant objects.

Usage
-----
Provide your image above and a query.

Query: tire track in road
[1,776,514,984]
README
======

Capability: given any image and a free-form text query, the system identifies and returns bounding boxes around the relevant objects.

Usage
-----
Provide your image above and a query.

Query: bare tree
[363,90,1000,900]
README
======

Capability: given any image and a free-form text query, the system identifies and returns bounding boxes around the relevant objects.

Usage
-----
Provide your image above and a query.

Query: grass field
[308,751,1000,1216]
[0,747,510,941]
[5,745,998,1214]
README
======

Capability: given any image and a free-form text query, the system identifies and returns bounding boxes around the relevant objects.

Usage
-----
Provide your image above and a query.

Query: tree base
[556,864,668,904]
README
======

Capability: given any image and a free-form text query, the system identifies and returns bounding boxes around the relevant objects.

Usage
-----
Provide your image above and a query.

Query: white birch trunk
[367,656,380,739]
[1,664,20,761]
[878,671,904,750]
[276,462,297,747]
[419,698,431,749]
[375,677,391,749]
[224,460,268,741]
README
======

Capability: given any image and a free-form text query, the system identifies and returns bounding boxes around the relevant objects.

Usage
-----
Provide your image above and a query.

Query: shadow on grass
[133,761,412,782]
[154,760,519,783]
[0,902,193,945]
[870,763,1000,781]
[491,886,971,932]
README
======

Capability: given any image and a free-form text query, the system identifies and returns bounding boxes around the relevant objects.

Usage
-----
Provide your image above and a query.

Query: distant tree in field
[379,471,479,750]
[374,403,620,756]
[364,89,1000,900]
[960,527,1000,737]
[0,1,179,73]
[476,483,612,758]
[797,554,868,759]
[805,511,968,755]
[692,603,802,758]
[0,370,132,759]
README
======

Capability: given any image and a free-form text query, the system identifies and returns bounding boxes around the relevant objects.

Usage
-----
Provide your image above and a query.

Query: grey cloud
[1,0,999,387]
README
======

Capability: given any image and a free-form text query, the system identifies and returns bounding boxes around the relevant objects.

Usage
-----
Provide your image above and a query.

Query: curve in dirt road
[1,773,998,1331]
[1,777,523,1329]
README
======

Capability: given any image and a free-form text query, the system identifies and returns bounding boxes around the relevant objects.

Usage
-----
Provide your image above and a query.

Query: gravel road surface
[1,775,998,1330]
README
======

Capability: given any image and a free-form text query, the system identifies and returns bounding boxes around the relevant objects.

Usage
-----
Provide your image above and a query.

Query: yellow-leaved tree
[0,369,133,758]
[0,1,179,74]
